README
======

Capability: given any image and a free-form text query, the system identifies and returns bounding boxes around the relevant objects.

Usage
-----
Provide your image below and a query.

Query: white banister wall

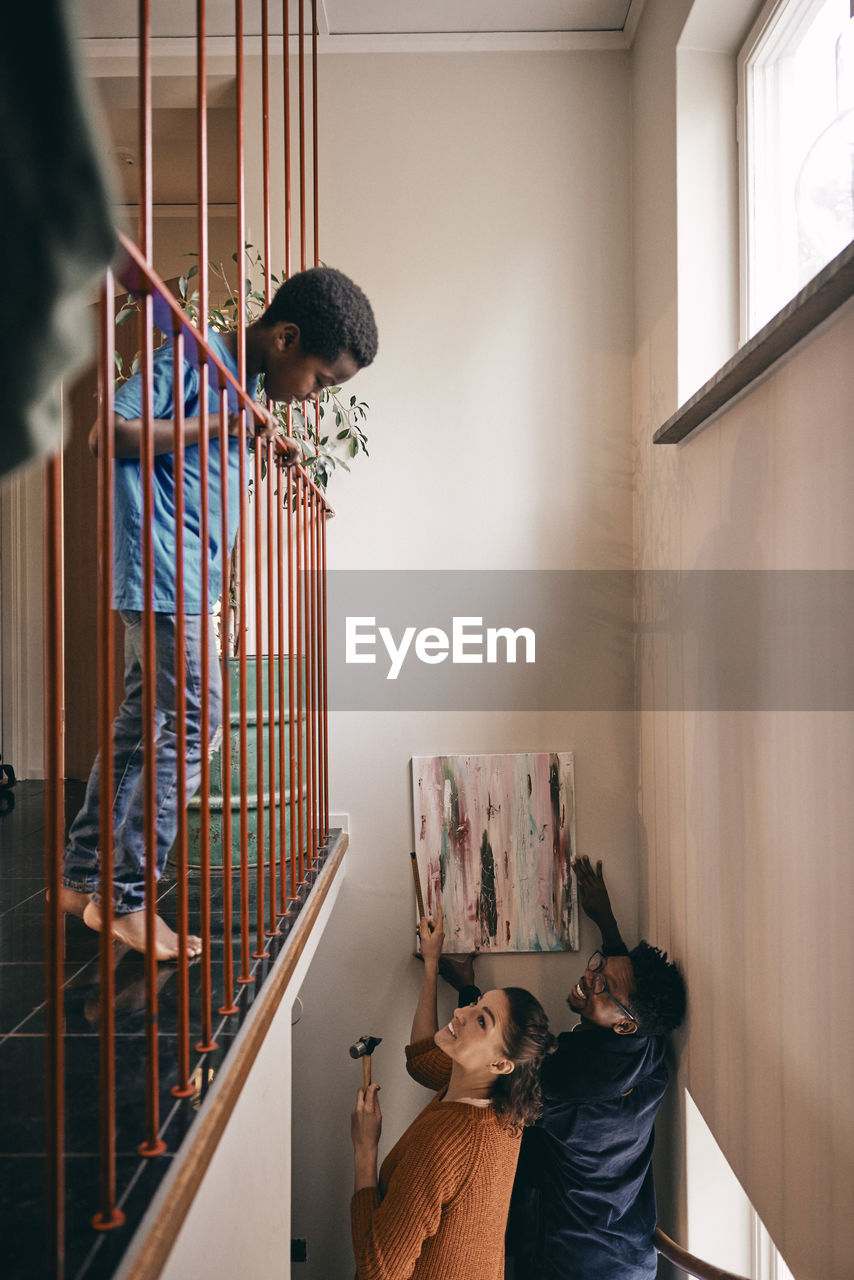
[120,847,348,1280]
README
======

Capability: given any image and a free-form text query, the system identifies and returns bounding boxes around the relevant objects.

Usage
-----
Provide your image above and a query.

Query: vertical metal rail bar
[311,0,319,266]
[310,489,318,866]
[266,444,278,935]
[298,0,306,270]
[170,327,194,1095]
[44,453,65,1276]
[138,0,166,1160]
[320,503,329,839]
[253,442,269,958]
[282,0,294,911]
[261,0,272,300]
[308,489,317,868]
[295,473,305,883]
[316,493,324,847]
[302,482,314,871]
[237,409,251,984]
[218,380,238,1015]
[235,0,252,987]
[310,2,322,852]
[195,380,215,1056]
[92,277,124,1230]
[261,13,277,934]
[311,490,322,850]
[297,1,309,873]
[276,459,288,912]
[196,0,216,1057]
[313,4,326,849]
[287,469,298,899]
[283,0,292,281]
[139,293,162,1150]
[312,488,320,866]
[306,487,314,864]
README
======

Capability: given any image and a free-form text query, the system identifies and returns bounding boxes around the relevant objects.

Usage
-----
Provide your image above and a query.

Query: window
[686,1091,796,1280]
[738,0,853,337]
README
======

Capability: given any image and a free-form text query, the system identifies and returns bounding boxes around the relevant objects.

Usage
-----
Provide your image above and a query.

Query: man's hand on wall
[572,855,621,945]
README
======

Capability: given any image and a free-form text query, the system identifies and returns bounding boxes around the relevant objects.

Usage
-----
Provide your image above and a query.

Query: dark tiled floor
[0,781,324,1279]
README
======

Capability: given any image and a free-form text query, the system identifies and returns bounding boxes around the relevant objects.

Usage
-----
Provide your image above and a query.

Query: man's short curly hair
[260,266,378,367]
[628,941,686,1036]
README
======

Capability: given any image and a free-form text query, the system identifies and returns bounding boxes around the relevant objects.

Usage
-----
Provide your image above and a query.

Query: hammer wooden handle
[410,850,426,920]
[363,1055,371,1089]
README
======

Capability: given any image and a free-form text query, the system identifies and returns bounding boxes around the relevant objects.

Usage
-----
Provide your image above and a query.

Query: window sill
[654,240,854,444]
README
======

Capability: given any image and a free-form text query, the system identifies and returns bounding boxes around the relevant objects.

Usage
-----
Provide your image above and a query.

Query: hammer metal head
[349,1034,382,1059]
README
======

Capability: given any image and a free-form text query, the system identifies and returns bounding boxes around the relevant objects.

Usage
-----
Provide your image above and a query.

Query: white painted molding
[80,30,634,65]
[622,0,647,46]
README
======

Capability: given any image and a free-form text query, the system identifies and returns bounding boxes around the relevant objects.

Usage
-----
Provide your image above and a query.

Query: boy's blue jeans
[62,610,222,915]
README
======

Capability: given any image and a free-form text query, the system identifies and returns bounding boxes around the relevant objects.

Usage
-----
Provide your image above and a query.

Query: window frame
[737,0,849,340]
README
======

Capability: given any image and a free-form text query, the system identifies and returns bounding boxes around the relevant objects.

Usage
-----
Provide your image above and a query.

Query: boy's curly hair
[628,941,686,1036]
[491,987,555,1134]
[260,265,378,367]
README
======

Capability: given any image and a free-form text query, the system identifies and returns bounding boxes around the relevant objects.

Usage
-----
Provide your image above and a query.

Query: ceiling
[79,0,645,49]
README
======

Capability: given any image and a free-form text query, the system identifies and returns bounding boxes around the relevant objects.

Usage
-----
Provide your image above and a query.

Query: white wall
[139,847,348,1280]
[290,50,636,1278]
[633,2,854,1277]
[676,48,739,401]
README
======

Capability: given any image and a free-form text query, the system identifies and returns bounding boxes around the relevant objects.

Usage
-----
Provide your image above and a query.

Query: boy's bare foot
[83,901,202,961]
[57,887,92,918]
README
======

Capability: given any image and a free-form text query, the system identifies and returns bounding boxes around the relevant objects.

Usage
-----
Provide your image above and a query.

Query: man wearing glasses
[439,855,686,1277]
[508,855,687,1278]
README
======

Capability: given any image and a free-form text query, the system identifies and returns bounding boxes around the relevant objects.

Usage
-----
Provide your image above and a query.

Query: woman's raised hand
[416,902,445,969]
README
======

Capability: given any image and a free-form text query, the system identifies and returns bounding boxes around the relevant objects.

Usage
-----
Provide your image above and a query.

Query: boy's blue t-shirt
[112,331,259,614]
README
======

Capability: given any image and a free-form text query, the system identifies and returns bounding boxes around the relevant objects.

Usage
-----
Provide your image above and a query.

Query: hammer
[409,850,426,922]
[350,1033,382,1088]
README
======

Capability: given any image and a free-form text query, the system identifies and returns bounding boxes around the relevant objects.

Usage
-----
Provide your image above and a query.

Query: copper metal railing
[43,2,330,1273]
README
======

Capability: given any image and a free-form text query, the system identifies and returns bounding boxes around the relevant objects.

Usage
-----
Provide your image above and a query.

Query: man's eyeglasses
[586,951,637,1026]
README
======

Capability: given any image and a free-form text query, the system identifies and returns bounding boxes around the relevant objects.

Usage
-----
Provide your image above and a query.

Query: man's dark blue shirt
[509,1026,669,1279]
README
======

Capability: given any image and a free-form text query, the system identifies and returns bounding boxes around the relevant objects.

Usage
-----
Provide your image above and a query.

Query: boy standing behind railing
[60,266,378,959]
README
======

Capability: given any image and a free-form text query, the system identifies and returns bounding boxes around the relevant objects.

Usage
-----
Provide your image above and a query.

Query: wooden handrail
[654,1227,752,1280]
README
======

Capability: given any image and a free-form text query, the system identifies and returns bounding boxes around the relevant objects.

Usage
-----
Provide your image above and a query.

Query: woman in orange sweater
[350,905,553,1280]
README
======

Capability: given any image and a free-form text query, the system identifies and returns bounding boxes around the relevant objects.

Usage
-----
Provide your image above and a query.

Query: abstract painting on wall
[411,752,578,953]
